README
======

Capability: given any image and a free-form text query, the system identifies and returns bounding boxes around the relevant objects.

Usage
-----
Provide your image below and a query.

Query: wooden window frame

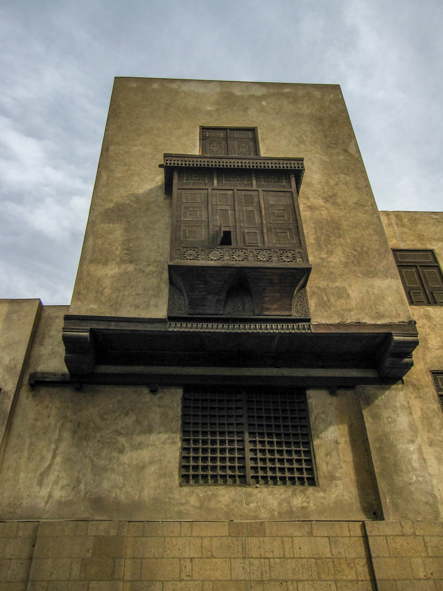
[200,127,261,157]
[393,250,443,306]
[180,387,317,487]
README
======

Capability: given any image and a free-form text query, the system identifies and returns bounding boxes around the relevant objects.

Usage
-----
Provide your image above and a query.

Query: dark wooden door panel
[177,189,209,245]
[237,191,264,247]
[210,191,237,245]
[263,191,300,247]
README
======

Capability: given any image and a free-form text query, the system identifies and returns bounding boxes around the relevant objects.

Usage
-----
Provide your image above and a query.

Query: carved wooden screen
[201,128,259,157]
[174,170,302,253]
[393,250,443,305]
[166,151,309,317]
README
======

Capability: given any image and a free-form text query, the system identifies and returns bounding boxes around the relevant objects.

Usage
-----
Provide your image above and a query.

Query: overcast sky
[1,0,442,304]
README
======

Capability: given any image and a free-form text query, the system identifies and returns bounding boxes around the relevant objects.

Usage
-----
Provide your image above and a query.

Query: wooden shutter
[177,190,209,245]
[399,267,429,305]
[236,191,264,246]
[227,129,258,156]
[210,191,237,245]
[262,192,301,247]
[201,128,228,156]
[394,251,443,306]
[201,128,258,156]
[421,267,443,304]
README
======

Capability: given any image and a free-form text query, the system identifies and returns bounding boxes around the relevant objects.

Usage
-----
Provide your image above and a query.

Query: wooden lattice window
[201,128,259,157]
[180,387,316,486]
[431,372,443,410]
[393,250,443,305]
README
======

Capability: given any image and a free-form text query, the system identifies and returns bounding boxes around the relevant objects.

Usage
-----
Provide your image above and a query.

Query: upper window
[201,127,259,157]
[180,387,316,486]
[431,372,443,410]
[393,250,443,306]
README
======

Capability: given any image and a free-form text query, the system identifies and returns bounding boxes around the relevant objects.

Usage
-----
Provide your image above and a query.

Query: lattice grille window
[393,250,443,306]
[180,388,316,486]
[431,372,443,410]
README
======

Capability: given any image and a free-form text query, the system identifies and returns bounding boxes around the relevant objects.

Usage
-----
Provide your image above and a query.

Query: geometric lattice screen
[180,388,316,486]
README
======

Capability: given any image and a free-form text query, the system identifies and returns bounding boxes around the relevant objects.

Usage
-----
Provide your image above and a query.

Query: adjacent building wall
[358,211,443,521]
[0,299,41,466]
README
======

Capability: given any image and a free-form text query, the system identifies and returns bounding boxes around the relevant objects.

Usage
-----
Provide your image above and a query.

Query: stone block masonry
[0,521,441,589]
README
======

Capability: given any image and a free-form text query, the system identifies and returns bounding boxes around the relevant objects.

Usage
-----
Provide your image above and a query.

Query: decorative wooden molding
[168,321,312,333]
[62,328,96,375]
[377,333,419,380]
[55,316,419,387]
[169,264,310,316]
[175,246,306,264]
[161,154,305,193]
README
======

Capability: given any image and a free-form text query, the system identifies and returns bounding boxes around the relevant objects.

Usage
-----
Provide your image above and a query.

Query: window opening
[393,250,443,306]
[180,387,316,486]
[219,230,232,246]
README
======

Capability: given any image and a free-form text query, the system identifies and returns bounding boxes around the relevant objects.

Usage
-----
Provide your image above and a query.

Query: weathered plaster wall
[70,78,411,325]
[359,212,443,520]
[0,299,41,465]
[0,306,380,521]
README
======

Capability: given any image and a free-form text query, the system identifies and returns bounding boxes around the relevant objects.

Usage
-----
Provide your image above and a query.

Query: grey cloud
[0,0,442,303]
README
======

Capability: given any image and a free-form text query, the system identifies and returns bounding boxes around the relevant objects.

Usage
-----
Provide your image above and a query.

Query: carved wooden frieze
[175,247,305,264]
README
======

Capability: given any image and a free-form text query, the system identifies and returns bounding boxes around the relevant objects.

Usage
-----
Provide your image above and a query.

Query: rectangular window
[431,372,443,410]
[393,250,443,305]
[180,387,316,486]
[201,127,259,157]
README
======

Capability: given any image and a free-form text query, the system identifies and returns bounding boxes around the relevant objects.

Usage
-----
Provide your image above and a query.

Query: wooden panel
[433,373,443,393]
[236,191,264,247]
[177,189,209,246]
[227,129,258,156]
[210,190,237,245]
[178,170,213,187]
[201,128,258,156]
[256,171,291,189]
[201,128,228,155]
[263,191,300,247]
[421,267,443,304]
[217,170,253,187]
[399,267,428,304]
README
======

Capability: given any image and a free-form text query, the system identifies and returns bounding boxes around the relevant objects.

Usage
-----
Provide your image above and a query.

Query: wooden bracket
[62,327,96,375]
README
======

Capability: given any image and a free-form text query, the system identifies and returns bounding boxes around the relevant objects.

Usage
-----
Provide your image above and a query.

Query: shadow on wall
[309,388,383,520]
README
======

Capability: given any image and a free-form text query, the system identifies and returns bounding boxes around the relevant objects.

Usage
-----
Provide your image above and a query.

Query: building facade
[0,78,442,589]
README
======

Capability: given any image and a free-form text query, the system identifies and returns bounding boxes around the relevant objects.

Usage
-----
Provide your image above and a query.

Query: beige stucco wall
[358,211,443,520]
[0,305,381,521]
[70,78,411,325]
[1,84,440,526]
[0,299,41,465]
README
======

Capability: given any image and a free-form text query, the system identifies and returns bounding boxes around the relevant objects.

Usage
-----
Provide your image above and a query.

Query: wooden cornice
[161,154,305,193]
[27,315,420,389]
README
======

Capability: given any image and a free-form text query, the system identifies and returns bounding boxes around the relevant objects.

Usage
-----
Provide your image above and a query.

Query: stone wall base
[0,520,441,590]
